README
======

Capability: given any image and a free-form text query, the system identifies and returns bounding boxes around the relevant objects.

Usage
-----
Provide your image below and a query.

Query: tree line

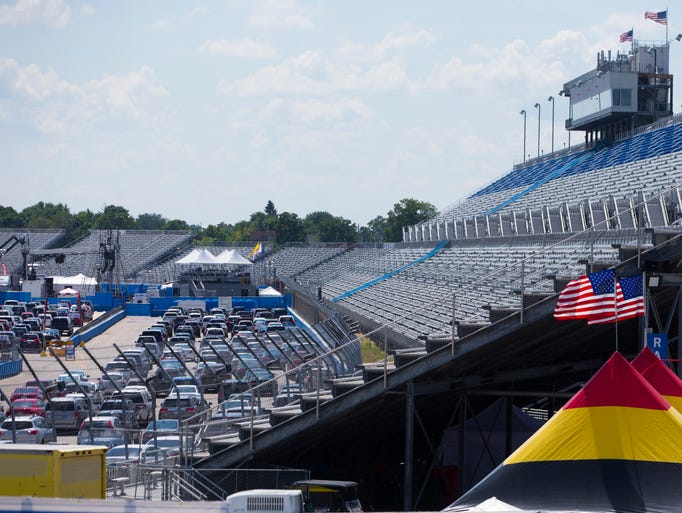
[0,198,437,244]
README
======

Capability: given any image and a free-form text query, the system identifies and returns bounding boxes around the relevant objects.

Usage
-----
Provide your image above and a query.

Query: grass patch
[357,333,391,364]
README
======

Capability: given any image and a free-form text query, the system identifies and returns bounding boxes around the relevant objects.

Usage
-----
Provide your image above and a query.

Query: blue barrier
[126,303,151,316]
[333,240,448,302]
[149,295,290,316]
[0,359,22,379]
[70,308,126,345]
[0,291,31,304]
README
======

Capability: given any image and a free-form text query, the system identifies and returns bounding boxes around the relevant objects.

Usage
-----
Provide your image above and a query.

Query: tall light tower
[520,110,527,163]
[534,102,541,158]
[547,96,555,153]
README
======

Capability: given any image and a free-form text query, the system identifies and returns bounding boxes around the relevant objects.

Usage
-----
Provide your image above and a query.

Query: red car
[10,387,44,402]
[68,312,83,327]
[7,398,46,417]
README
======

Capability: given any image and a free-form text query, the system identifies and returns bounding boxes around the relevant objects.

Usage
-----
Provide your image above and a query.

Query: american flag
[553,269,617,321]
[645,10,667,25]
[620,29,633,42]
[587,274,645,324]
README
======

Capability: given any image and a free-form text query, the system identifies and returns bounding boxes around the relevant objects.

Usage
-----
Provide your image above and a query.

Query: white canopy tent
[259,286,282,296]
[57,287,80,296]
[175,248,219,265]
[217,250,253,266]
[49,274,98,295]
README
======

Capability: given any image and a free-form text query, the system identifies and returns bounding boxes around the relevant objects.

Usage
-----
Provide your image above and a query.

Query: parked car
[96,398,136,431]
[20,332,42,353]
[98,372,127,394]
[7,398,46,417]
[114,386,153,428]
[140,435,192,464]
[77,416,128,447]
[51,316,73,337]
[10,386,44,402]
[0,415,56,444]
[106,444,142,467]
[213,397,261,420]
[44,396,89,431]
[158,395,210,423]
[141,418,180,444]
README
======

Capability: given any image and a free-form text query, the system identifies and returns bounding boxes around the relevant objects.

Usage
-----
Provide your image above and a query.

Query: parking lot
[0,315,218,445]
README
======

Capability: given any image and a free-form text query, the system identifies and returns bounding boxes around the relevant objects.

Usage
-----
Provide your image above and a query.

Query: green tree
[65,209,96,241]
[95,205,135,230]
[385,198,437,242]
[264,200,277,217]
[364,215,387,242]
[0,206,25,228]
[21,202,72,229]
[163,219,190,231]
[136,213,167,230]
[304,211,358,242]
[275,212,305,244]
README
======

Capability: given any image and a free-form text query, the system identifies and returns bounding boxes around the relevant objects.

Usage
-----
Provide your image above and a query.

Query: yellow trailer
[0,444,107,499]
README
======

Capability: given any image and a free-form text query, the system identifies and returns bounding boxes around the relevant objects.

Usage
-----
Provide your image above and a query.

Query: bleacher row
[416,116,682,238]
[32,230,194,282]
[136,243,256,284]
[0,229,63,275]
[281,237,624,341]
[405,186,681,242]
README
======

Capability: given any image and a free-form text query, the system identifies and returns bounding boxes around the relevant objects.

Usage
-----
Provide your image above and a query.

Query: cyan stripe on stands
[332,240,448,302]
[484,150,594,216]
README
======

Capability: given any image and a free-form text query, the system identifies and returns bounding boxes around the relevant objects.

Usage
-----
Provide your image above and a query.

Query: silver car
[0,415,56,444]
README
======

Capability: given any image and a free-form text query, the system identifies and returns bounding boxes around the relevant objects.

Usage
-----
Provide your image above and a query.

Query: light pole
[534,102,541,158]
[520,110,527,163]
[547,96,555,153]
[648,47,657,121]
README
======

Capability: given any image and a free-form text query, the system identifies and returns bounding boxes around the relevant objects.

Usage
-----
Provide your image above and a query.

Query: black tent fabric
[437,398,544,492]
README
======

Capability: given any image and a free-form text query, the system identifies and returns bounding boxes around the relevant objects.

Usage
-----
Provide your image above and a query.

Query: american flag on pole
[645,10,668,25]
[553,269,617,321]
[587,274,645,324]
[620,29,633,42]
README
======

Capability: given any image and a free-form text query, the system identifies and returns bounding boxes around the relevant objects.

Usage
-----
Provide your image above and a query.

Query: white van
[226,489,304,513]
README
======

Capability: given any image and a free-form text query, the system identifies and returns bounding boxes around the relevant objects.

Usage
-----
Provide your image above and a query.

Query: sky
[0,1,679,228]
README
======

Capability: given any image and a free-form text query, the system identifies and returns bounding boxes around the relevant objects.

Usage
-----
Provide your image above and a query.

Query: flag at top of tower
[620,29,633,42]
[645,10,667,25]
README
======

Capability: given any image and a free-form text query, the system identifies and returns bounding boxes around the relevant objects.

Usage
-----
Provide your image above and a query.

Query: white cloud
[80,3,95,15]
[223,52,410,96]
[339,28,437,62]
[187,5,208,18]
[198,38,276,59]
[247,0,314,30]
[0,0,70,28]
[221,51,327,95]
[0,58,169,132]
[147,19,169,30]
[265,97,374,124]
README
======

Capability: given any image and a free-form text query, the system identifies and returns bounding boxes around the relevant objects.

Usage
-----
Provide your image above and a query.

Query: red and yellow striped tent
[631,346,682,413]
[447,352,682,512]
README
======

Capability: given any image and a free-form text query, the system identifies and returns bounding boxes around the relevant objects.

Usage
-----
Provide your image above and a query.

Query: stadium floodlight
[547,96,555,154]
[648,47,658,121]
[520,110,527,163]
[676,34,682,41]
[534,103,541,158]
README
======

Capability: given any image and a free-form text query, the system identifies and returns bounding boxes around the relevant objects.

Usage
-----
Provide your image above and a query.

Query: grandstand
[0,229,63,276]
[190,40,682,511]
[2,37,682,511]
[32,229,194,284]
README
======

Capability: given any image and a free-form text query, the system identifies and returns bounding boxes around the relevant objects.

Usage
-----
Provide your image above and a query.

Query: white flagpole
[666,8,669,44]
[614,273,619,352]
[642,272,648,350]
